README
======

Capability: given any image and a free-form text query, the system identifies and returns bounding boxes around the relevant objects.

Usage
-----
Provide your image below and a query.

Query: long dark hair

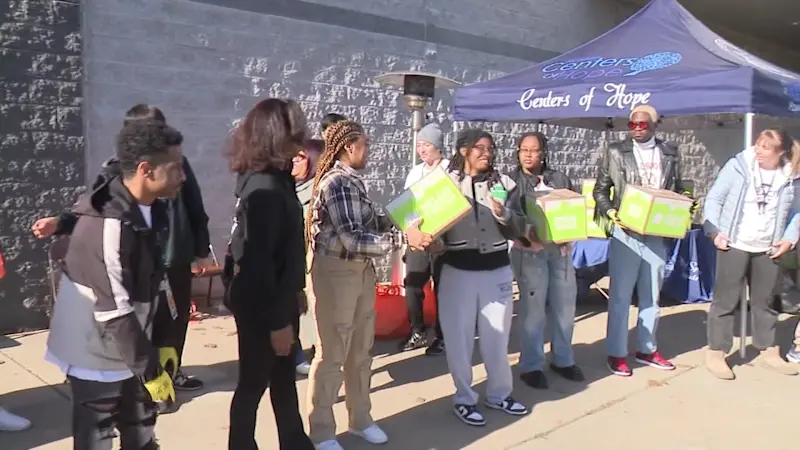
[226,98,308,173]
[516,131,549,174]
[447,128,501,184]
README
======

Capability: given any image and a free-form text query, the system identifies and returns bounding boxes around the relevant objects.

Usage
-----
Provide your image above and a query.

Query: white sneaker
[0,408,31,432]
[315,439,343,450]
[349,424,388,444]
[296,361,311,375]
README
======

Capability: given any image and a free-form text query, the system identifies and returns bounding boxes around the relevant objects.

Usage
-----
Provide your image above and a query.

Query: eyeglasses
[628,121,650,131]
[472,144,494,154]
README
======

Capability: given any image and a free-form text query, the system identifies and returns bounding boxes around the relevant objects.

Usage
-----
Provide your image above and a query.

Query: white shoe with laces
[349,424,388,444]
[0,408,31,432]
[314,439,343,450]
[296,361,311,375]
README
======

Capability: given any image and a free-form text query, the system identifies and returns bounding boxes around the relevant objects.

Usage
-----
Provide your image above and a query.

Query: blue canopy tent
[453,0,800,131]
[454,0,800,358]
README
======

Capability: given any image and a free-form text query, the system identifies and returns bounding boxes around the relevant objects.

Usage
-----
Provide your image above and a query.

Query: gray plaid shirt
[309,161,395,261]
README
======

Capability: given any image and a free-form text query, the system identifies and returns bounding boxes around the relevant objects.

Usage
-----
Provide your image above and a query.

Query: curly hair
[447,128,501,183]
[304,119,365,244]
[116,119,184,177]
[124,104,166,125]
[226,98,308,173]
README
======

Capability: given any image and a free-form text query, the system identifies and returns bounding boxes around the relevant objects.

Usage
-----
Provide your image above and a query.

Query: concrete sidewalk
[1,302,798,450]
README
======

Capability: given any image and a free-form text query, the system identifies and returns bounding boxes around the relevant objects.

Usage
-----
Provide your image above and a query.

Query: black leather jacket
[592,138,686,230]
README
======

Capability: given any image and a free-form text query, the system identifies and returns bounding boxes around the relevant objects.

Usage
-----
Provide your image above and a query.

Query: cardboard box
[385,166,471,238]
[581,179,614,209]
[586,208,608,238]
[617,185,693,238]
[526,189,588,244]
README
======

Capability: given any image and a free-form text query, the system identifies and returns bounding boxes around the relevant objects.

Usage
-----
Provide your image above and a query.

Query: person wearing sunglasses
[592,105,692,377]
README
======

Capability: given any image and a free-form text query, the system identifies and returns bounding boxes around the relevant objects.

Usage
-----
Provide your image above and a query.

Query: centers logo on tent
[541,52,682,81]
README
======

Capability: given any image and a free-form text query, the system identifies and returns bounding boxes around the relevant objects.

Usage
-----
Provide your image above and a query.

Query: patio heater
[374,72,461,288]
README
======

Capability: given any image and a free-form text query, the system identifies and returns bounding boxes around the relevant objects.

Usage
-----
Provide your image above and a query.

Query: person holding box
[593,105,688,377]
[509,132,584,390]
[432,129,529,427]
[305,119,433,449]
[703,128,800,380]
[399,122,450,355]
[44,119,185,449]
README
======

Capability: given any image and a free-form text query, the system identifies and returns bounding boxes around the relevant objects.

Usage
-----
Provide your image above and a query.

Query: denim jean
[511,246,577,372]
[606,227,668,358]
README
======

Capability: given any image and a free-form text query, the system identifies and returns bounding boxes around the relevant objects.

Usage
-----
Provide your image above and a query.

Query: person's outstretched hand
[32,216,59,239]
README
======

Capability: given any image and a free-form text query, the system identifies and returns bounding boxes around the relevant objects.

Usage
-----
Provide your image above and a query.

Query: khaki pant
[307,254,376,443]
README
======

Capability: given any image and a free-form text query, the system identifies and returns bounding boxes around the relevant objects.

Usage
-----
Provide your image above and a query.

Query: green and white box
[617,185,693,239]
[581,179,614,209]
[586,208,608,238]
[526,189,588,244]
[385,166,471,238]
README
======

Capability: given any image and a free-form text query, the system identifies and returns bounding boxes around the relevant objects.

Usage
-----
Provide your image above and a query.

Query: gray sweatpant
[438,263,514,406]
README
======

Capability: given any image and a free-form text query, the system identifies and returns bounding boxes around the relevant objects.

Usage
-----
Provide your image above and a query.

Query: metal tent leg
[739,112,755,358]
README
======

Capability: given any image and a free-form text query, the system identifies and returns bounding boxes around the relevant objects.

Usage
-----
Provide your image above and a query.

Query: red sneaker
[635,351,675,371]
[607,356,632,377]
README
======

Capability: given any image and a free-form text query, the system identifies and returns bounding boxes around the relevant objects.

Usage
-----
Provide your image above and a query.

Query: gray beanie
[417,122,444,150]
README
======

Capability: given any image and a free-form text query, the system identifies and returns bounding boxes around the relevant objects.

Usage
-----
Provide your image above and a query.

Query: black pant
[229,313,313,450]
[404,249,443,339]
[152,265,193,367]
[69,376,158,450]
[708,248,780,352]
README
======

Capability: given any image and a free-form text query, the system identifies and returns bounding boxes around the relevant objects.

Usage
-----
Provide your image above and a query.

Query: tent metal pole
[739,112,755,358]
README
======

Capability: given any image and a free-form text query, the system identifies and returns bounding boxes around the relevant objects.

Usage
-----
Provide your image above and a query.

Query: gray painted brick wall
[82,0,634,285]
[80,0,800,289]
[0,0,84,332]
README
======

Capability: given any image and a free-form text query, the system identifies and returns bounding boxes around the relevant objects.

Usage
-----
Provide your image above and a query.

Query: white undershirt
[138,204,153,227]
[45,204,154,382]
[404,158,450,190]
[732,166,784,253]
[632,137,662,189]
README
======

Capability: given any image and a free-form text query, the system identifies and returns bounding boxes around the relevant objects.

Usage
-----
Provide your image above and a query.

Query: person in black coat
[223,98,314,450]
[32,105,212,399]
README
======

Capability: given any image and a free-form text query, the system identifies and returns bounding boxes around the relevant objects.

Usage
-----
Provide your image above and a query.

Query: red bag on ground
[0,249,6,279]
[374,282,438,340]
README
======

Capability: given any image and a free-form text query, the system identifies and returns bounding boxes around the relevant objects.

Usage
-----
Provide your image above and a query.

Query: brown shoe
[758,347,799,376]
[705,349,735,380]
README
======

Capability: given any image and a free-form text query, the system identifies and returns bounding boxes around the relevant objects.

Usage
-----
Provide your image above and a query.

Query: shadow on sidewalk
[2,306,794,450]
[334,306,717,450]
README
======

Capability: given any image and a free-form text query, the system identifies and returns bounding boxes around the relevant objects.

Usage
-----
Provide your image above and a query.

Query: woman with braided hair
[432,128,529,426]
[305,120,432,450]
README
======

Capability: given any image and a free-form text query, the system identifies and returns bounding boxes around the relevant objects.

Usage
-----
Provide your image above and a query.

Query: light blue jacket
[703,148,800,246]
